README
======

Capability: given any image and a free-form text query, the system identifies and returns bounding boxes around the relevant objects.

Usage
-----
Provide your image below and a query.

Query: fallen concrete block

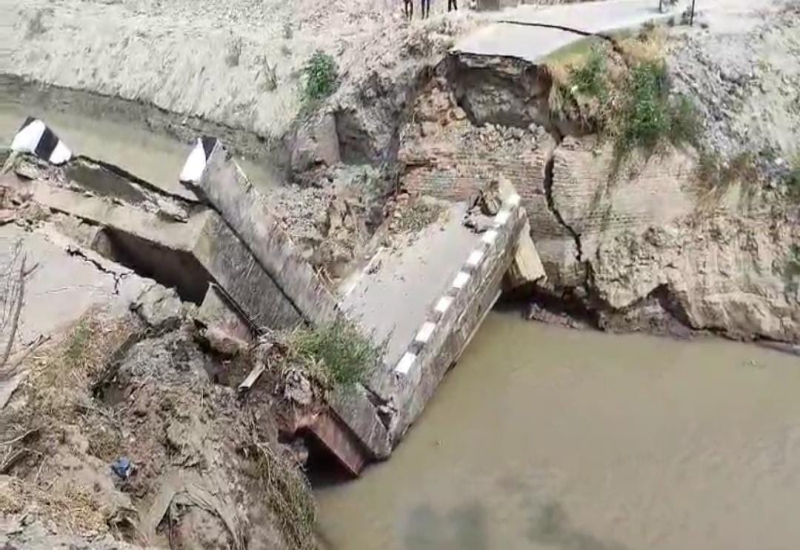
[180,137,341,327]
[196,283,253,343]
[495,179,545,288]
[131,284,185,334]
[506,219,546,289]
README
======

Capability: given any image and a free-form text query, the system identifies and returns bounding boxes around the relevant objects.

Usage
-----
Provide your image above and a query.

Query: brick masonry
[398,82,575,278]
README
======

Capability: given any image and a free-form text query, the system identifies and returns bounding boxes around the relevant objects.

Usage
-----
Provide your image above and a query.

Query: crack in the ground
[543,151,583,267]
[66,246,128,295]
[542,148,602,308]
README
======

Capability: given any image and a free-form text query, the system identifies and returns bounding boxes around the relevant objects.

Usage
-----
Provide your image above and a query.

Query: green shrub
[615,60,671,155]
[612,60,700,165]
[569,46,608,99]
[668,94,701,148]
[302,51,338,102]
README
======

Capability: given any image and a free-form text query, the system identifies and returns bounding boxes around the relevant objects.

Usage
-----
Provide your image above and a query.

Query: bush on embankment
[547,28,701,172]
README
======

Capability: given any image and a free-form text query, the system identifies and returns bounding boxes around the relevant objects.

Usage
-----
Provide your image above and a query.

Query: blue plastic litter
[111,457,133,480]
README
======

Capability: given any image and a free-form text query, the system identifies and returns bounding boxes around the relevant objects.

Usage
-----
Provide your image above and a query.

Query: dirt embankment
[4,0,480,171]
[398,2,800,343]
[0,288,327,550]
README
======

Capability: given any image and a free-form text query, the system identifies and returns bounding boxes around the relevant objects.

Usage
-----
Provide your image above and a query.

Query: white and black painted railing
[10,117,72,165]
[394,192,522,378]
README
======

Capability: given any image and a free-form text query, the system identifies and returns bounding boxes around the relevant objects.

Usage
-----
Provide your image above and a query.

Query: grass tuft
[288,320,379,389]
[569,46,608,100]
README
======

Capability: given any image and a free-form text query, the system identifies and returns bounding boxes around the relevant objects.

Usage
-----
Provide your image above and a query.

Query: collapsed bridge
[2,117,545,475]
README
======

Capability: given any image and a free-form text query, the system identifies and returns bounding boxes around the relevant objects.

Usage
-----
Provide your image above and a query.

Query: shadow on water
[401,499,631,550]
[402,502,488,550]
[527,502,632,550]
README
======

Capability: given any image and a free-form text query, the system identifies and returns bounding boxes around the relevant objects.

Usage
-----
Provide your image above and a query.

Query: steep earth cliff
[401,1,800,342]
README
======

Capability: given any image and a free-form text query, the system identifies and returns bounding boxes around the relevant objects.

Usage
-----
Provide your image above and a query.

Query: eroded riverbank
[317,312,800,550]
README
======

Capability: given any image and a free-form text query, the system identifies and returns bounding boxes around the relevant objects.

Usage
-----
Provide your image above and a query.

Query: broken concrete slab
[131,284,186,333]
[188,139,340,327]
[25,179,303,329]
[332,193,530,455]
[0,224,153,357]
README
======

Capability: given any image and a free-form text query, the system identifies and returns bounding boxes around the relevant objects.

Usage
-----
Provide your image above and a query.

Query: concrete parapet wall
[188,139,340,327]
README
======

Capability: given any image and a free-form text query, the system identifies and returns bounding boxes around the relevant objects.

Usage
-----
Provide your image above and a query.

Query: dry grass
[0,311,136,536]
[617,26,667,64]
[694,150,761,201]
[26,311,135,418]
[250,441,316,550]
[1,476,107,535]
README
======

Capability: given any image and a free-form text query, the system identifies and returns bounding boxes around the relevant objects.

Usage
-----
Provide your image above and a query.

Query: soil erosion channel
[317,312,800,550]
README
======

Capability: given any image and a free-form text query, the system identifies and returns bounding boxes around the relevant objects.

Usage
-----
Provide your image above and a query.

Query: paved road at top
[454,0,685,62]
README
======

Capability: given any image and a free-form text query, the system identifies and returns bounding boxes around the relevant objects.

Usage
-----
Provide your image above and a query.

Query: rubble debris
[201,325,249,357]
[130,284,185,333]
[237,359,266,394]
[284,369,313,406]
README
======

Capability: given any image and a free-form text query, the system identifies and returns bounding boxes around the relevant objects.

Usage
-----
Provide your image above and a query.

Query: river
[317,312,800,550]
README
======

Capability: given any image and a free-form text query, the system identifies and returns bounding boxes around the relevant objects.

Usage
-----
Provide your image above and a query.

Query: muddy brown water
[317,312,800,550]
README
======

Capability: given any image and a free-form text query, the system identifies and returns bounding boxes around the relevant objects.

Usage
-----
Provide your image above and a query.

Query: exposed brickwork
[398,81,571,245]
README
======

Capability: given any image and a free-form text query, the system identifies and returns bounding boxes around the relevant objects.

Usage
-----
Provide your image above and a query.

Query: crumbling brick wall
[397,82,567,246]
